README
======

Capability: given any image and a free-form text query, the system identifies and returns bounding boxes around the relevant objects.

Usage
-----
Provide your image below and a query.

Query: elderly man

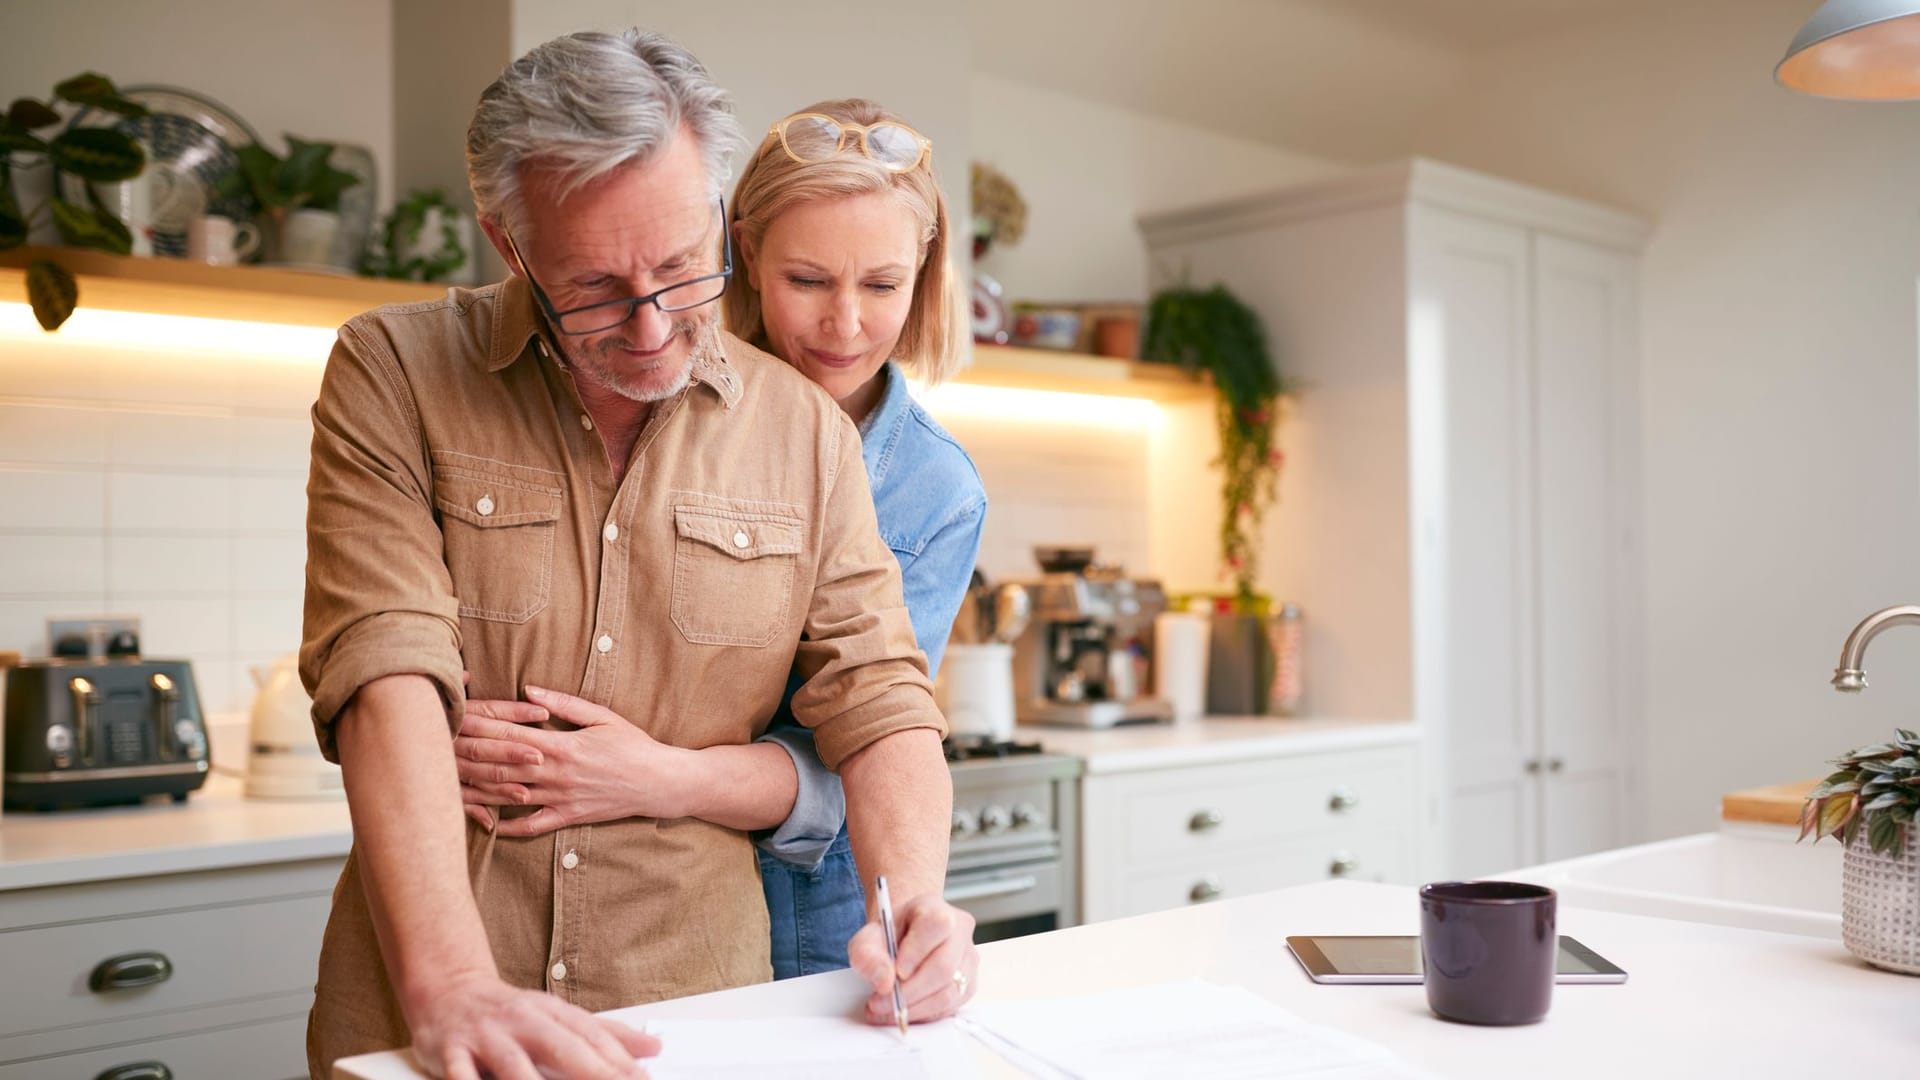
[300,28,974,1080]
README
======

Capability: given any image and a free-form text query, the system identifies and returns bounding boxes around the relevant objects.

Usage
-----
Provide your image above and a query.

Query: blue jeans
[760,822,866,979]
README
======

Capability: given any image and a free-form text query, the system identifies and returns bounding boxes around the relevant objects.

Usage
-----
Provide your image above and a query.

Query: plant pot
[6,157,62,246]
[1843,830,1920,974]
[269,208,341,268]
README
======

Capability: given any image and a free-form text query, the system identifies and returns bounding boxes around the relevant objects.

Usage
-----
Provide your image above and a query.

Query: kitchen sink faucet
[1832,605,1920,692]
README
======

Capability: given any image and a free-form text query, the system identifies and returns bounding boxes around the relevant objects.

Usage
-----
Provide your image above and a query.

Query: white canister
[1153,612,1211,722]
[279,208,341,267]
[934,643,1017,741]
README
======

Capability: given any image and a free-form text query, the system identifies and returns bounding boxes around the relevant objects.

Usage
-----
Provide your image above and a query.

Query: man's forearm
[840,727,952,906]
[336,674,495,1014]
[679,742,799,830]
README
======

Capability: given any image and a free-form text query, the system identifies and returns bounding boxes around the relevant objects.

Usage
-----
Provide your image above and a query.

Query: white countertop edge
[0,831,352,892]
[1021,718,1418,775]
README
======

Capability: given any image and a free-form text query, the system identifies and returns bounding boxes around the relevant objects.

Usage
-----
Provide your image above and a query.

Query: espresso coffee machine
[1008,547,1174,729]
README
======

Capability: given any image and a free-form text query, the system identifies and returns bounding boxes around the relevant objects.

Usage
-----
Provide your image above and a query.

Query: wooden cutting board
[1721,779,1822,826]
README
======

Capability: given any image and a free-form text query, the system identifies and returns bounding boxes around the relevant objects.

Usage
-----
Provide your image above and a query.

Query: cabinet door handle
[1329,853,1359,878]
[1189,877,1223,903]
[95,1063,172,1080]
[1548,757,1565,773]
[1188,809,1223,833]
[1327,787,1359,813]
[1524,758,1542,774]
[89,951,174,992]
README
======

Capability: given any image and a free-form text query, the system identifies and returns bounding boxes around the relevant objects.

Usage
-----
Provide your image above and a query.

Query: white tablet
[1286,934,1628,985]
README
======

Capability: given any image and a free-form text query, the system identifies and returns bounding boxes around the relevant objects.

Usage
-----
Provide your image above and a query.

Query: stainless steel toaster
[2,657,210,810]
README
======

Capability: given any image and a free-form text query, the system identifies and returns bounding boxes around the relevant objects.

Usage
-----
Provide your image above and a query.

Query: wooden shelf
[960,343,1213,402]
[0,246,445,328]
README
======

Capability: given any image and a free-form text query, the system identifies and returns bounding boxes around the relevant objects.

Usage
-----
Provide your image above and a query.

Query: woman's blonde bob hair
[724,98,960,385]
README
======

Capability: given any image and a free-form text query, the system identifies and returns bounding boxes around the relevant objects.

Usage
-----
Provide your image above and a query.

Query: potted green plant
[225,135,359,266]
[0,72,149,330]
[361,188,468,283]
[1141,281,1285,607]
[1801,730,1920,973]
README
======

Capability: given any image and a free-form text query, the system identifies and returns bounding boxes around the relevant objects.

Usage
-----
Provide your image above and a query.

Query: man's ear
[479,216,521,276]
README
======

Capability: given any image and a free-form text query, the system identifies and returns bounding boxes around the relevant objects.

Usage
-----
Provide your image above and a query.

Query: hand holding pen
[848,877,983,1028]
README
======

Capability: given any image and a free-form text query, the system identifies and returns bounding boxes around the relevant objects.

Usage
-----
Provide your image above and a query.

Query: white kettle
[246,654,343,800]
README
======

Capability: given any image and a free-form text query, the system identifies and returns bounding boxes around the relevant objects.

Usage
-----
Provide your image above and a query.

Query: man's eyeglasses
[505,197,732,336]
[768,114,932,174]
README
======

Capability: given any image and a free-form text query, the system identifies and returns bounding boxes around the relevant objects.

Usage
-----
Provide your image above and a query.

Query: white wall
[1,0,396,217]
[969,73,1344,304]
[1415,0,1920,837]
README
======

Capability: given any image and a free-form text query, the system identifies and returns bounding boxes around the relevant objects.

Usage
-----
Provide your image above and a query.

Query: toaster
[2,657,210,810]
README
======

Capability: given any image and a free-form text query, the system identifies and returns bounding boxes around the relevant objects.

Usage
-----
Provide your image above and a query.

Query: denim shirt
[757,362,986,863]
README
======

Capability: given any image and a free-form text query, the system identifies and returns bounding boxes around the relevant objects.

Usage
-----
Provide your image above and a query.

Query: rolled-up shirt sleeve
[752,721,846,866]
[299,318,466,762]
[790,414,947,771]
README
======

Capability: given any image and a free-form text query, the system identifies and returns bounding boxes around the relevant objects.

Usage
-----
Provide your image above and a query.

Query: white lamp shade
[1777,0,1920,99]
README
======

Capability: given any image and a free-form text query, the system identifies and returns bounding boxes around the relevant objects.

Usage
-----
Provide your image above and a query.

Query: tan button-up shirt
[299,275,943,1066]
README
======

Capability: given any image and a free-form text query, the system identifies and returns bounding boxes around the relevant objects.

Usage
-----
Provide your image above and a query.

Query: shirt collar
[483,274,742,409]
[857,361,913,481]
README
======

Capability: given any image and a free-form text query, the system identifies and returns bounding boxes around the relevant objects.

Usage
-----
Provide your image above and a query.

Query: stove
[942,737,1081,942]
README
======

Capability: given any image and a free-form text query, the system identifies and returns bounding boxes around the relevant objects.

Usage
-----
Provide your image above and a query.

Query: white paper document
[958,979,1435,1079]
[603,1014,979,1080]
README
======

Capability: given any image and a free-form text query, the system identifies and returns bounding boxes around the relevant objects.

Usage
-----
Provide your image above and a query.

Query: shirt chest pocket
[434,465,564,623]
[670,502,805,647]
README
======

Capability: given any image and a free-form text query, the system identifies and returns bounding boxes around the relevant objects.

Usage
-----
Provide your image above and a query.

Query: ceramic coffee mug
[187,214,260,265]
[1419,880,1556,1025]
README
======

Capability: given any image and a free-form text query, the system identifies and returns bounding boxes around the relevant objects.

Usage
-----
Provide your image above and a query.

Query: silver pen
[876,875,908,1037]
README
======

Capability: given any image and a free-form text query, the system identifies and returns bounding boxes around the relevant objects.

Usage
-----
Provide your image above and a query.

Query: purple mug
[1419,881,1556,1025]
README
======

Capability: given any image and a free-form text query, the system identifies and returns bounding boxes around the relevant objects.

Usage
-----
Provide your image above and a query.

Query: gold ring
[952,969,969,995]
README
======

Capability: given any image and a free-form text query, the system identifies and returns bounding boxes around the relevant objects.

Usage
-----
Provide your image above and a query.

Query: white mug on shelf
[187,214,260,265]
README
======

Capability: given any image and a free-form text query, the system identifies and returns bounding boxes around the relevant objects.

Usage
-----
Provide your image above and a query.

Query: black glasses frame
[505,196,733,336]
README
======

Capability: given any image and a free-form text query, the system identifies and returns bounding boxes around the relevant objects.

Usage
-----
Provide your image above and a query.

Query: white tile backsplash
[109,534,232,594]
[109,471,234,532]
[0,403,110,465]
[0,467,107,530]
[0,339,1164,713]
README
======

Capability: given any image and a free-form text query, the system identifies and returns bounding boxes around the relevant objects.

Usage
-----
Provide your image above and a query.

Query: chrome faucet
[1832,605,1920,692]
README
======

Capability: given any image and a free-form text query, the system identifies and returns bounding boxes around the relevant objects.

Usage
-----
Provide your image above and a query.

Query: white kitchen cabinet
[1142,160,1649,878]
[1078,740,1418,922]
[0,856,340,1078]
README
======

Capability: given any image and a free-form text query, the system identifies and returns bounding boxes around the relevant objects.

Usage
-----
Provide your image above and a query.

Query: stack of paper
[608,1015,979,1080]
[959,979,1434,1079]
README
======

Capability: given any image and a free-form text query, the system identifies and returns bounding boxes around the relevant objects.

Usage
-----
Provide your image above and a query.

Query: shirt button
[733,530,750,548]
[562,849,580,870]
[579,413,594,431]
[596,634,613,654]
[475,495,495,516]
[550,961,568,982]
[603,522,619,543]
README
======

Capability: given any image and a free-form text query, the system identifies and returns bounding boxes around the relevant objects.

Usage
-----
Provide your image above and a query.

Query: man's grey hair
[466,29,743,233]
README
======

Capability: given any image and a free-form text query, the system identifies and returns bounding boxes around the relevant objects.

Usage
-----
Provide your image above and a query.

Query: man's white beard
[568,314,718,403]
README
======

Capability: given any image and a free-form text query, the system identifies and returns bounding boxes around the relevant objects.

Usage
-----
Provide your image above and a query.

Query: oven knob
[1011,802,1041,829]
[979,805,1011,834]
[951,809,978,838]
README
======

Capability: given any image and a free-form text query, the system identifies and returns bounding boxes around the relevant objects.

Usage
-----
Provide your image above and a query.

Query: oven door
[945,859,1064,943]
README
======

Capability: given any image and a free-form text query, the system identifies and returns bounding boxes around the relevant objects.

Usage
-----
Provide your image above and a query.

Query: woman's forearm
[678,740,800,831]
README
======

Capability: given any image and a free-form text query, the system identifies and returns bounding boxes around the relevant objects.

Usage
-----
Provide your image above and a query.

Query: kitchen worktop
[0,770,352,891]
[1017,715,1416,774]
[335,877,1912,1078]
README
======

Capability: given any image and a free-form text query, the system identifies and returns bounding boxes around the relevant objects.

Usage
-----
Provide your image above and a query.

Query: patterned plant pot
[1843,829,1920,974]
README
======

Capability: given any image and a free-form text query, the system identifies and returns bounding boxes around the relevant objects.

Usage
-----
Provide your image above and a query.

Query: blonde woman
[456,98,986,1023]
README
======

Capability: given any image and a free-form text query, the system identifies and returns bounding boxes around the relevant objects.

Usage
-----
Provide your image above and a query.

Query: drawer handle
[89,951,174,992]
[1189,877,1223,903]
[95,1063,173,1080]
[1188,809,1223,833]
[1327,787,1359,813]
[1329,853,1359,878]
